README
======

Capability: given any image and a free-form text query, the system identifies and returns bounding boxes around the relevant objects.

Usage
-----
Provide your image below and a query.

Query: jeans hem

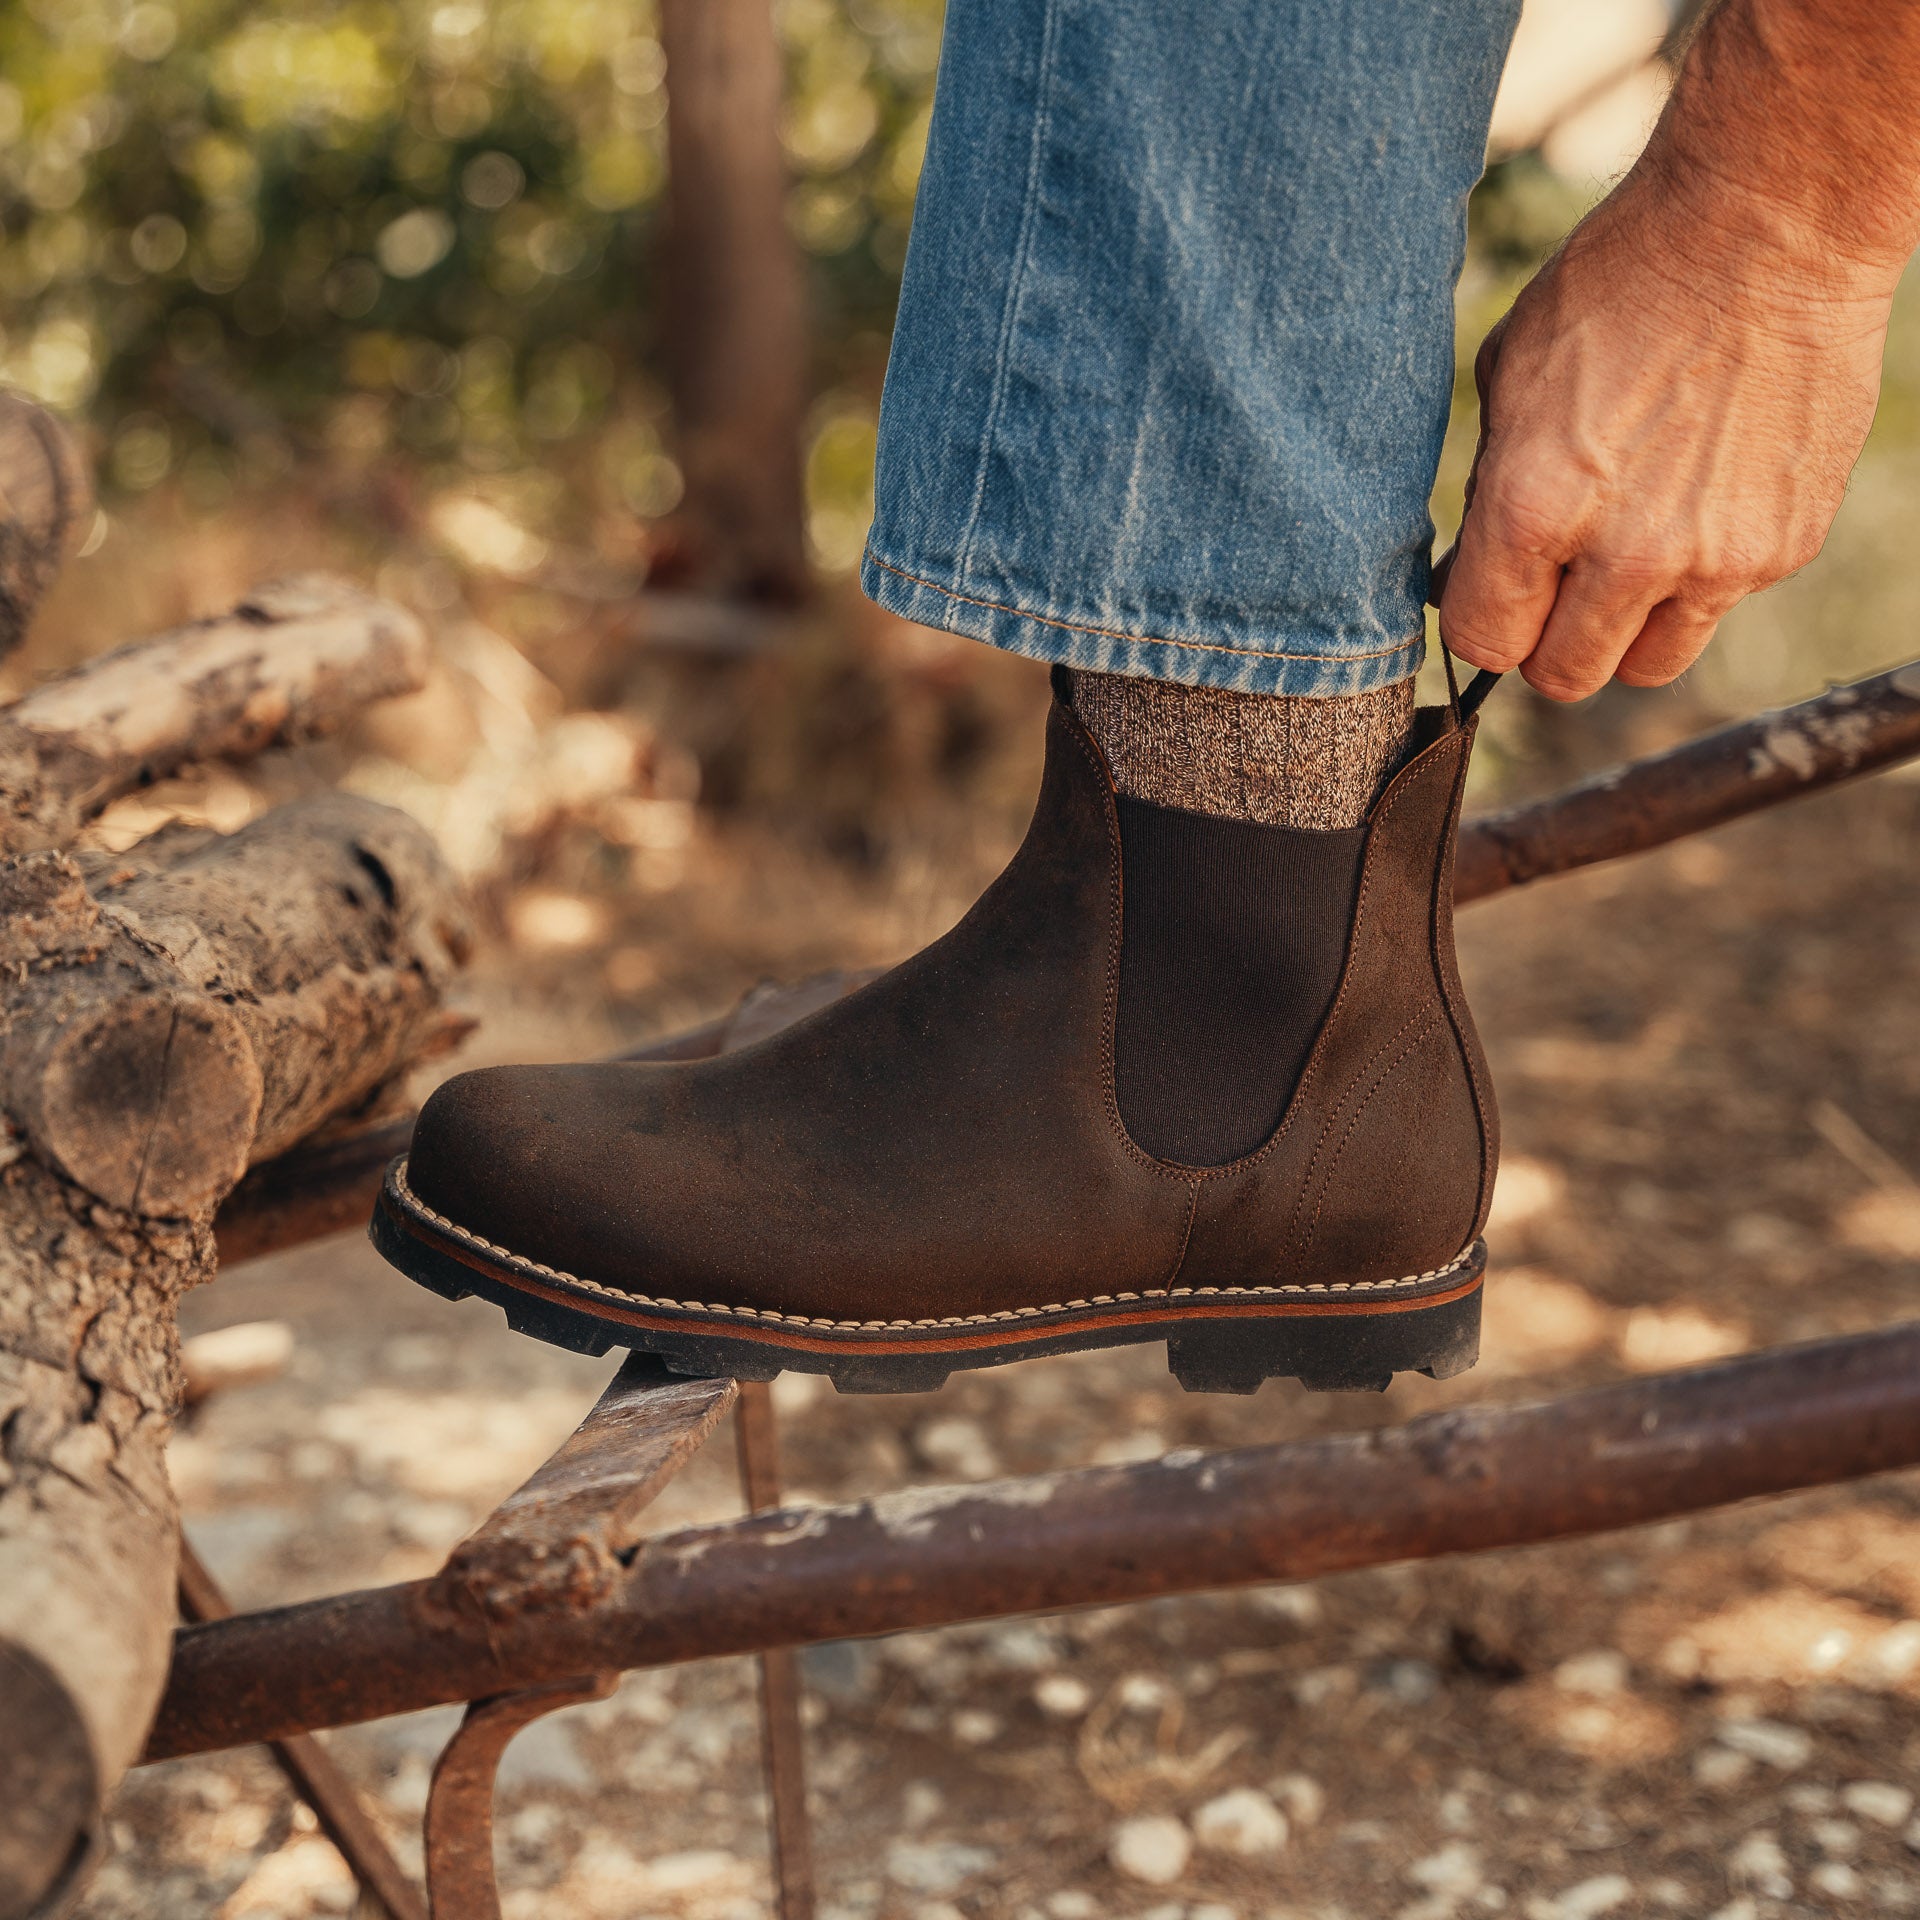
[861,543,1426,697]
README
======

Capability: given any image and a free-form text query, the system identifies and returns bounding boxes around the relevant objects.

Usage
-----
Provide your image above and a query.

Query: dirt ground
[60,606,1920,1920]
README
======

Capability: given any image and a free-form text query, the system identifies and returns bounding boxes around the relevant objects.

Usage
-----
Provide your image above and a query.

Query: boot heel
[1166,1282,1482,1396]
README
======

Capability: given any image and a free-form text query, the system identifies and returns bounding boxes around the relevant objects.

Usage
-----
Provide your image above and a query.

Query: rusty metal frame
[157,661,1920,1914]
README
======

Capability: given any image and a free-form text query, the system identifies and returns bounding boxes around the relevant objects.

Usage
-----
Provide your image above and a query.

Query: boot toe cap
[404,1065,583,1262]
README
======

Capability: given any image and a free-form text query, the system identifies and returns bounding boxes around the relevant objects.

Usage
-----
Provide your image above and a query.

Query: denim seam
[865,544,1424,668]
[948,0,1061,590]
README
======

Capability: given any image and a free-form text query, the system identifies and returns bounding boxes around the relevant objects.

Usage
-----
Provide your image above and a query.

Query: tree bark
[0,394,91,665]
[0,795,469,1920]
[0,574,427,855]
[660,0,810,602]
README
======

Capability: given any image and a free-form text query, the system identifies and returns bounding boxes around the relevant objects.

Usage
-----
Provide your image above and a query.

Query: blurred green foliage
[0,0,938,541]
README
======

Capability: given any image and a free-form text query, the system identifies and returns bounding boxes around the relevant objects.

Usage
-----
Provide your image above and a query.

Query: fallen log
[0,573,427,855]
[0,804,468,1915]
[0,393,91,663]
[3,796,470,1215]
[146,1318,1920,1757]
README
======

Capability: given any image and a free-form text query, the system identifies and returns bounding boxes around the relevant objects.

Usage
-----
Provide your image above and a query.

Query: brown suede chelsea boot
[373,667,1499,1396]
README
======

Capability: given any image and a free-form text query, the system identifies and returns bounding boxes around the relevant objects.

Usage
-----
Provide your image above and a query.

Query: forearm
[1647,0,1920,288]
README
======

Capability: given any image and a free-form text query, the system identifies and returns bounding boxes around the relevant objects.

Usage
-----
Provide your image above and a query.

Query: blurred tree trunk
[659,0,810,605]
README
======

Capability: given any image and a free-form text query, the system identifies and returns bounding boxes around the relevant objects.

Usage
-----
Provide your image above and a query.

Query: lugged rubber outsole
[370,1168,1483,1397]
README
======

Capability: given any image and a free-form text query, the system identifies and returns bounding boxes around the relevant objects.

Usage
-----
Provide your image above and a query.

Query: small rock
[951,1708,1001,1746]
[1193,1787,1289,1857]
[985,1622,1060,1670]
[505,1802,560,1852]
[901,1780,945,1829]
[886,1839,996,1895]
[1867,1619,1920,1681]
[1190,1905,1240,1920]
[1408,1843,1482,1896]
[1727,1831,1792,1899]
[914,1416,1000,1481]
[1252,1585,1324,1627]
[1269,1771,1326,1828]
[1716,1717,1812,1770]
[1035,1674,1092,1718]
[1704,1902,1758,1920]
[1292,1664,1356,1707]
[769,1370,824,1413]
[1784,1783,1836,1814]
[799,1640,880,1703]
[1371,1658,1440,1705]
[913,1904,968,1920]
[644,1850,748,1894]
[1811,1817,1861,1857]
[1692,1746,1752,1790]
[1091,1430,1168,1466]
[1118,1671,1173,1712]
[1110,1815,1192,1886]
[1045,1895,1097,1920]
[1537,1876,1630,1920]
[1809,1861,1862,1899]
[1552,1651,1629,1698]
[1841,1780,1914,1827]
[1904,1815,1920,1856]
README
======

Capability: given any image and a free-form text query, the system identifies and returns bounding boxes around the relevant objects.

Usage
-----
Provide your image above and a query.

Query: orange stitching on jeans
[863,546,1424,669]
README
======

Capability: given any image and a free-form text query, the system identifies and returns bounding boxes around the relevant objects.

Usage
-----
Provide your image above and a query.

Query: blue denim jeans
[862,0,1522,695]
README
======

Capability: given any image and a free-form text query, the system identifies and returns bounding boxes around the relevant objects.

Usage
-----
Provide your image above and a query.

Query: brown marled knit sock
[1068,670,1416,830]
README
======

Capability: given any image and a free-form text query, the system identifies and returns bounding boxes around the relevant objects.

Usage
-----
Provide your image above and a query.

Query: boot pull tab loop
[1458,666,1502,722]
[1439,642,1501,727]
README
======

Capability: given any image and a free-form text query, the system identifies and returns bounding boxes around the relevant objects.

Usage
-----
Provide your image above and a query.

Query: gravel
[1192,1787,1290,1857]
[1109,1815,1193,1886]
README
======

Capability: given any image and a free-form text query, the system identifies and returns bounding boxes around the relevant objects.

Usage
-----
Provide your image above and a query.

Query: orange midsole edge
[389,1194,1483,1359]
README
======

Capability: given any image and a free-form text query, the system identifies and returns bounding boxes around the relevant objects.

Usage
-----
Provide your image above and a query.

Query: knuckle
[1471,459,1593,560]
[1589,546,1680,598]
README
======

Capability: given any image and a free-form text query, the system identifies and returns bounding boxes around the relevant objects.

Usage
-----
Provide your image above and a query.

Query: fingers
[1435,481,1567,677]
[1616,597,1722,686]
[1519,558,1665,701]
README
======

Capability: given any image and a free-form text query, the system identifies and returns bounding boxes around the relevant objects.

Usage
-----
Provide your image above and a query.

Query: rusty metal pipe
[147,1320,1920,1761]
[1453,656,1920,903]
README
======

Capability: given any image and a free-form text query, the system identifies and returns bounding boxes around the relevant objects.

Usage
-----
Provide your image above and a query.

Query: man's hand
[1438,0,1920,702]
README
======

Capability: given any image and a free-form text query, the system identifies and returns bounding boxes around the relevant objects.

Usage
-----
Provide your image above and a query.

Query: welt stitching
[865,546,1425,670]
[1298,1011,1444,1258]
[949,0,1060,588]
[391,1165,1475,1327]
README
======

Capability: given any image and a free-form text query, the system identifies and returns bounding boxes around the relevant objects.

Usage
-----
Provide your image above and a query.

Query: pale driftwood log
[0,795,469,1920]
[0,394,91,664]
[0,574,427,855]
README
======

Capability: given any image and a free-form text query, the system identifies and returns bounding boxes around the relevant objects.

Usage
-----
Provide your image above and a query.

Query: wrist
[1625,130,1909,312]
[1642,0,1920,294]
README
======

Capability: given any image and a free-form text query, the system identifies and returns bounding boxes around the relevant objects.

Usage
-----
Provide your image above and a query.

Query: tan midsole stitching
[391,1166,1478,1332]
